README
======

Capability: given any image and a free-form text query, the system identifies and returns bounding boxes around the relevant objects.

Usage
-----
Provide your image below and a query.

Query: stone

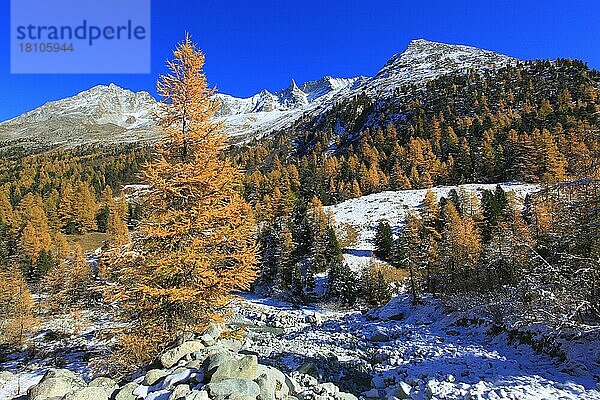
[160,341,206,369]
[27,369,86,400]
[304,314,321,325]
[186,359,204,369]
[369,331,390,342]
[0,371,14,383]
[220,339,243,354]
[114,382,140,400]
[372,375,386,389]
[395,382,412,399]
[297,362,318,377]
[88,376,119,397]
[144,369,169,386]
[337,392,358,400]
[200,334,216,346]
[206,353,258,382]
[256,373,275,400]
[146,389,171,400]
[284,375,302,395]
[255,365,289,400]
[63,387,110,400]
[362,388,380,398]
[185,390,210,400]
[205,378,260,400]
[425,380,436,399]
[205,323,223,340]
[169,384,191,400]
[314,382,338,395]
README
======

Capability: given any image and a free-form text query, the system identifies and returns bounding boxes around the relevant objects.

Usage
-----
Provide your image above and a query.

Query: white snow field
[325,183,538,271]
[237,294,600,400]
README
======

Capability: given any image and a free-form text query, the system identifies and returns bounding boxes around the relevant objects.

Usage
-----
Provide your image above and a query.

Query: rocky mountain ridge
[0,39,516,148]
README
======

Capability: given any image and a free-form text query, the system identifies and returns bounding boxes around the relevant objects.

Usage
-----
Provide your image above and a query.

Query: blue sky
[1,0,599,121]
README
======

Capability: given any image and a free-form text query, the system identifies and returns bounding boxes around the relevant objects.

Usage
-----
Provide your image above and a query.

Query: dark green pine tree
[325,224,343,268]
[328,262,359,306]
[96,204,110,233]
[481,185,509,241]
[290,264,304,304]
[374,220,394,261]
[28,250,56,282]
[362,268,391,307]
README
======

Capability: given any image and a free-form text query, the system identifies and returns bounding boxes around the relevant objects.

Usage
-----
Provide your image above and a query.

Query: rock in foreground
[25,333,356,400]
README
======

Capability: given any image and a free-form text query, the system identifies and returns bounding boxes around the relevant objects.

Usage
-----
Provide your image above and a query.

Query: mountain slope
[215,39,514,140]
[0,39,516,148]
[0,84,159,148]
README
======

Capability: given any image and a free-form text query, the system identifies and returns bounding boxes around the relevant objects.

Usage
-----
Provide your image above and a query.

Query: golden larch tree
[104,34,258,364]
[0,267,37,346]
[106,205,130,247]
[43,244,93,313]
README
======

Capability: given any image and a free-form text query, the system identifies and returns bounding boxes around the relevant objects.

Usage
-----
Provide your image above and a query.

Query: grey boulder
[160,341,206,369]
[63,387,110,400]
[27,369,86,400]
[205,378,260,400]
[255,365,290,400]
[185,390,209,400]
[114,382,140,400]
[206,353,257,382]
[88,377,119,397]
[144,369,169,386]
[168,383,191,400]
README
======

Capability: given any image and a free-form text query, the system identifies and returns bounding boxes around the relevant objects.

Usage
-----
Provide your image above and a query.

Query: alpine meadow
[0,10,599,400]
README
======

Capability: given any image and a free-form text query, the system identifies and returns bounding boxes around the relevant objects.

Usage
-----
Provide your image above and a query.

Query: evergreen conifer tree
[104,35,258,365]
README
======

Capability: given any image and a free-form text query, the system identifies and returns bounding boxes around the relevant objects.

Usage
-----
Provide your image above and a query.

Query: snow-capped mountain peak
[5,83,156,129]
[0,40,519,147]
[300,76,366,101]
[0,83,158,147]
[362,38,515,95]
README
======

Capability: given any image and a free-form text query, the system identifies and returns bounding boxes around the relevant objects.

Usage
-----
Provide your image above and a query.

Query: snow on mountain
[361,38,514,95]
[5,83,155,129]
[325,183,538,271]
[0,39,517,146]
[0,84,159,147]
[216,39,515,140]
[214,76,364,140]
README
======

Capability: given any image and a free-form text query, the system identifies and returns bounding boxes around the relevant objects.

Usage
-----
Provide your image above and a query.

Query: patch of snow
[325,183,538,270]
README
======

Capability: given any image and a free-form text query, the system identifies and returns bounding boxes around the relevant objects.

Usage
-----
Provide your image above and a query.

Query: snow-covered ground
[4,183,598,400]
[0,308,116,399]
[325,183,538,271]
[235,294,600,400]
[2,292,598,399]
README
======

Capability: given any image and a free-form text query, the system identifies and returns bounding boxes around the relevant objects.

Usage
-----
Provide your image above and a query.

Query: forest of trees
[235,59,598,207]
[370,182,599,327]
[0,47,597,364]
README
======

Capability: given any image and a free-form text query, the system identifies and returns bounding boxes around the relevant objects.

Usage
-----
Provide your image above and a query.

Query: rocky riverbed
[1,294,599,400]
